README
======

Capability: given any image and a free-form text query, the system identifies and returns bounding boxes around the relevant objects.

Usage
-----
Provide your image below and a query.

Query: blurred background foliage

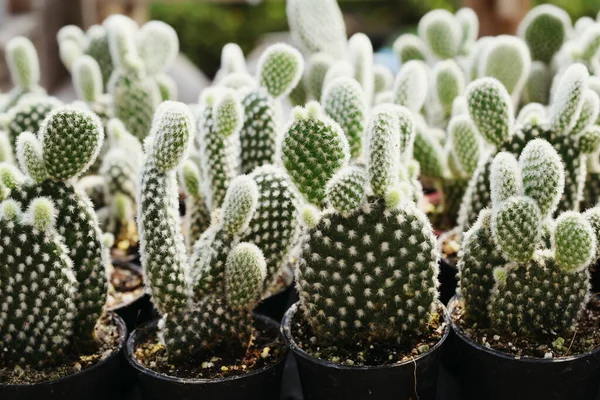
[149,0,600,77]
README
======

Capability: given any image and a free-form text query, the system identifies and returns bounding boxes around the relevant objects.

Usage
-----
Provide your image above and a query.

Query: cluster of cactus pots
[2,1,600,400]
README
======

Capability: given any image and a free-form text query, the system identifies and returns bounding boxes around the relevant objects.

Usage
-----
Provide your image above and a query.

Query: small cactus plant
[1,37,45,112]
[458,139,597,336]
[282,102,440,347]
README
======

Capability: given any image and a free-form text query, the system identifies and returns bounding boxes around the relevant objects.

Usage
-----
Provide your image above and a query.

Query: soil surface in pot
[0,313,121,384]
[106,263,144,309]
[452,297,600,358]
[133,319,285,379]
[291,306,446,366]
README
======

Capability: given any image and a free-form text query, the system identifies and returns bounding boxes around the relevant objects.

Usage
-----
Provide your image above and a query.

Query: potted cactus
[0,107,127,399]
[451,139,600,400]
[126,100,295,400]
[279,102,448,400]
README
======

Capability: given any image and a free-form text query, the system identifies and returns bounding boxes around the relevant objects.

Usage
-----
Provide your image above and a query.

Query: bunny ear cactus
[180,159,211,252]
[106,19,161,141]
[215,43,247,83]
[456,8,479,55]
[432,59,465,120]
[85,25,114,91]
[1,95,62,148]
[198,88,244,210]
[393,60,429,113]
[2,36,45,112]
[137,20,179,77]
[348,33,375,105]
[0,197,79,366]
[518,5,572,65]
[393,34,428,65]
[72,55,112,124]
[478,36,532,104]
[459,139,596,336]
[6,106,107,347]
[239,43,303,174]
[322,77,367,159]
[373,65,393,95]
[522,61,552,105]
[289,102,440,346]
[418,9,461,60]
[305,53,334,101]
[286,0,347,59]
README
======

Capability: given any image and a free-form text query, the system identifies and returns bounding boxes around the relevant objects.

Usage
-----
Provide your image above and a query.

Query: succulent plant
[138,101,301,359]
[281,101,439,346]
[418,9,461,60]
[1,36,45,112]
[458,139,597,336]
[518,5,572,65]
[0,105,108,356]
[457,64,600,232]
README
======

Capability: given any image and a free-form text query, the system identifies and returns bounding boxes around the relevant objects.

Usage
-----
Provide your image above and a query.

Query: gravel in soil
[291,307,446,366]
[106,263,145,309]
[0,313,122,384]
[452,297,600,358]
[134,319,285,380]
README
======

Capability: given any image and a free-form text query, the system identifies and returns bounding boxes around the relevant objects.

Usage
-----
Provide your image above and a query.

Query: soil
[452,297,600,359]
[106,263,145,309]
[290,307,446,367]
[439,230,461,267]
[0,313,122,384]
[134,318,285,380]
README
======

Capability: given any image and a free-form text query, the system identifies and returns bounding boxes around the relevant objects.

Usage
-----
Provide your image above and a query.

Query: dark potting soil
[0,313,121,384]
[106,263,145,309]
[452,297,600,358]
[290,307,446,366]
[134,320,285,380]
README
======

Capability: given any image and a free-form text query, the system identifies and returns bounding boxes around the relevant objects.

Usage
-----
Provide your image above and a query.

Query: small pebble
[73,363,82,372]
[221,366,229,372]
[309,336,317,344]
[493,335,500,341]
[261,347,270,359]
[544,352,553,359]
[345,359,355,366]
[417,344,430,354]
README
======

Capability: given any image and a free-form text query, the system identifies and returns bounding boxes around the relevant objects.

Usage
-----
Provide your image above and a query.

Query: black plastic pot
[108,261,154,331]
[282,302,450,400]
[255,281,299,322]
[439,258,458,305]
[0,312,128,400]
[127,314,287,400]
[448,296,600,400]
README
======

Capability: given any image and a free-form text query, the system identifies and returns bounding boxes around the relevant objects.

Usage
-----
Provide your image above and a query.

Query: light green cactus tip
[305,53,334,101]
[366,106,401,198]
[16,131,46,182]
[478,35,532,101]
[456,8,479,54]
[218,43,247,78]
[220,175,259,235]
[257,43,304,100]
[138,20,179,76]
[449,115,480,177]
[554,212,595,272]
[286,0,347,59]
[348,33,374,103]
[550,63,589,135]
[433,60,465,116]
[393,33,428,65]
[73,55,103,103]
[518,4,571,64]
[466,77,514,146]
[214,89,244,137]
[225,242,267,310]
[6,36,40,89]
[325,165,367,215]
[418,9,461,59]
[393,60,428,113]
[490,152,523,205]
[522,61,552,105]
[150,101,195,172]
[373,65,393,94]
[280,101,350,205]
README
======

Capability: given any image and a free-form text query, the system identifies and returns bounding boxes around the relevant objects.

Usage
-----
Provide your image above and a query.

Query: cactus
[72,55,112,124]
[432,59,465,120]
[518,5,572,64]
[4,106,108,348]
[198,89,243,210]
[2,37,45,112]
[522,61,552,105]
[287,101,439,347]
[106,19,161,141]
[286,0,346,59]
[393,34,428,65]
[85,25,115,91]
[239,44,303,174]
[458,139,596,336]
[0,197,79,366]
[393,60,428,113]
[418,9,461,60]
[322,77,367,158]
[139,101,301,359]
[180,159,211,251]
[456,8,479,55]
[348,33,374,104]
[1,95,62,148]
[458,65,600,232]
[305,53,334,101]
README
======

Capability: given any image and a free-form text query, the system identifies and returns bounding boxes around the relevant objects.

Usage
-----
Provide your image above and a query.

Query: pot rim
[106,261,147,312]
[125,313,288,384]
[281,301,450,371]
[448,295,600,363]
[0,311,127,388]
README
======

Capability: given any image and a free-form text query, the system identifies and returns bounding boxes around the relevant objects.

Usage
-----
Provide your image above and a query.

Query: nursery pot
[448,296,600,400]
[282,302,450,400]
[254,280,299,322]
[0,312,129,400]
[126,314,287,400]
[438,258,458,305]
[108,261,154,331]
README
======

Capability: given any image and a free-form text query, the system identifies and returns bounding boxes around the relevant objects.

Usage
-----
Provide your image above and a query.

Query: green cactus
[288,99,439,347]
[432,60,465,120]
[459,139,596,336]
[2,36,45,112]
[286,0,346,59]
[418,9,461,60]
[456,8,479,55]
[6,106,107,347]
[522,61,552,105]
[239,44,303,174]
[373,65,393,95]
[322,77,367,158]
[305,53,334,101]
[72,55,112,124]
[393,60,428,113]
[393,34,428,65]
[1,95,62,148]
[518,4,572,65]
[214,43,247,83]
[348,33,374,104]
[180,159,211,252]
[0,197,79,366]
[85,25,115,91]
